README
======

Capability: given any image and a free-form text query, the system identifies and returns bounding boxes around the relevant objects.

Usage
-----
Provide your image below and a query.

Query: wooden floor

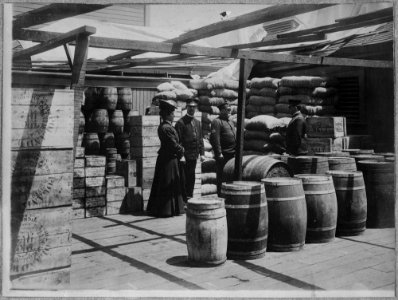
[71,213,395,296]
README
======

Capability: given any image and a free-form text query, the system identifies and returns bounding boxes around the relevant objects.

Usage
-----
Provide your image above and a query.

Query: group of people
[147,97,307,218]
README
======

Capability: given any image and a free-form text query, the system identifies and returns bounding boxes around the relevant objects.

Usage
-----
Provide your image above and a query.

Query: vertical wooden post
[234,58,253,180]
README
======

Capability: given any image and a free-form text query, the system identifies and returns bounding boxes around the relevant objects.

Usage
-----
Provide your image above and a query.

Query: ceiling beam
[13,4,109,31]
[335,7,392,25]
[105,4,335,62]
[13,25,96,60]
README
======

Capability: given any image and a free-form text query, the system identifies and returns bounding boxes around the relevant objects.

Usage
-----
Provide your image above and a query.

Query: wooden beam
[13,4,109,30]
[106,4,334,62]
[278,15,392,39]
[63,44,73,70]
[13,26,96,60]
[226,33,325,50]
[335,7,392,25]
[71,34,90,88]
[234,59,253,181]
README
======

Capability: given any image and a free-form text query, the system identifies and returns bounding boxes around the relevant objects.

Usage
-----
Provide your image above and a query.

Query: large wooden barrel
[294,175,337,243]
[315,151,350,157]
[261,178,307,251]
[375,152,395,160]
[328,157,357,172]
[98,132,115,155]
[109,110,124,134]
[99,87,118,110]
[357,161,395,228]
[287,156,329,175]
[221,181,268,259]
[352,154,384,163]
[90,109,109,133]
[185,196,227,265]
[83,132,100,155]
[222,155,292,182]
[326,171,367,236]
[115,132,130,159]
[117,87,133,111]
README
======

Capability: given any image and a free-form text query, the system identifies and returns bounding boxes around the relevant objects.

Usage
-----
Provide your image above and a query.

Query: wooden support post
[234,59,253,181]
[63,44,73,70]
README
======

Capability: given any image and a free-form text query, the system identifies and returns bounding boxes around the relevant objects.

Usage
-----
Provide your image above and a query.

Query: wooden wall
[131,88,157,115]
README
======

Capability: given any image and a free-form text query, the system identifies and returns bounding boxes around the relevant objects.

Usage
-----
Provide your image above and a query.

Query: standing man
[175,98,205,199]
[210,101,236,195]
[286,99,308,156]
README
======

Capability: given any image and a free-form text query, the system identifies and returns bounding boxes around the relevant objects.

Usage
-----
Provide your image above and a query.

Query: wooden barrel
[79,111,85,134]
[287,156,329,175]
[123,110,137,132]
[375,152,395,159]
[267,154,281,160]
[326,171,367,236]
[294,175,337,243]
[98,132,115,155]
[105,147,118,160]
[202,159,216,173]
[109,110,124,134]
[315,151,350,157]
[90,109,109,133]
[222,155,292,182]
[83,132,100,155]
[357,161,395,228]
[356,149,375,155]
[185,196,227,265]
[328,157,357,172]
[221,181,268,259]
[83,87,98,111]
[105,148,118,174]
[99,87,118,110]
[117,87,133,111]
[352,154,384,164]
[261,178,307,251]
[342,149,360,155]
[116,132,130,159]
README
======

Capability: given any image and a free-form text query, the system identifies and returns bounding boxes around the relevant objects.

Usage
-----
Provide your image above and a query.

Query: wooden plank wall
[10,89,74,289]
[131,88,157,115]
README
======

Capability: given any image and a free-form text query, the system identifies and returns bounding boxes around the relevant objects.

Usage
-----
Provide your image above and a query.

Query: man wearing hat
[210,100,236,195]
[175,98,205,199]
[286,99,308,156]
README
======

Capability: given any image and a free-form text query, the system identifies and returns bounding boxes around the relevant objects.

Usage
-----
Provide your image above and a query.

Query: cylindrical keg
[315,152,350,157]
[357,161,395,228]
[83,132,100,155]
[186,196,227,265]
[261,177,307,251]
[352,154,384,164]
[294,174,337,243]
[90,109,109,133]
[342,149,361,155]
[328,157,357,172]
[105,147,118,175]
[326,170,367,236]
[109,110,124,134]
[287,156,329,174]
[99,87,118,110]
[98,132,115,155]
[221,181,268,260]
[117,87,133,111]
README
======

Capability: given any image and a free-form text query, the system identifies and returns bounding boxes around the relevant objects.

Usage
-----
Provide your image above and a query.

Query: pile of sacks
[277,76,338,117]
[154,81,198,108]
[243,115,289,155]
[201,138,217,196]
[246,77,280,119]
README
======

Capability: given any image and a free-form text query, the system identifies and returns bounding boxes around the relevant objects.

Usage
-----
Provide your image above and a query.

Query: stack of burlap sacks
[246,77,280,119]
[201,139,217,196]
[154,81,198,109]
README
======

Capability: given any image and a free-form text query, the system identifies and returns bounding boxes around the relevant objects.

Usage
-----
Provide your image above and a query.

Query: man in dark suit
[286,99,308,156]
[175,98,205,199]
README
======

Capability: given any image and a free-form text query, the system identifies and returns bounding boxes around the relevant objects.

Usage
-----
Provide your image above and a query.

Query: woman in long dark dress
[147,100,187,217]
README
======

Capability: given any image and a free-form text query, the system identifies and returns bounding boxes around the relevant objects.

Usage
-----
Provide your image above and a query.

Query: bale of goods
[248,77,280,89]
[221,181,268,259]
[287,156,329,174]
[117,88,132,111]
[185,196,227,265]
[222,155,292,182]
[202,172,217,185]
[245,115,284,132]
[328,157,357,171]
[294,174,337,243]
[90,109,109,133]
[109,110,124,134]
[83,132,100,155]
[357,161,394,228]
[99,87,118,110]
[326,171,367,236]
[261,178,307,251]
[202,158,216,173]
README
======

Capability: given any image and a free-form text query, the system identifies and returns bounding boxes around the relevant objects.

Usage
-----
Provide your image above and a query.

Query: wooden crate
[72,208,85,220]
[106,187,127,202]
[85,166,105,177]
[130,136,160,147]
[123,187,143,212]
[73,188,85,199]
[73,167,85,178]
[116,160,137,187]
[129,115,160,127]
[75,147,85,158]
[106,201,123,215]
[306,137,344,155]
[73,177,85,188]
[106,175,125,188]
[11,267,70,290]
[85,176,106,187]
[130,125,158,137]
[85,155,106,167]
[306,116,346,138]
[72,198,85,209]
[86,185,106,197]
[85,206,106,218]
[74,158,85,168]
[130,146,159,158]
[85,196,106,208]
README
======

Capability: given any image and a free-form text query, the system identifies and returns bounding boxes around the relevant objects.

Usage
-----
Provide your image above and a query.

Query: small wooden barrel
[79,111,85,134]
[294,175,337,243]
[221,181,268,260]
[99,87,118,110]
[98,132,115,155]
[117,87,133,111]
[116,132,130,159]
[106,160,117,175]
[287,156,329,175]
[326,171,367,236]
[261,178,307,251]
[222,155,292,182]
[186,196,227,265]
[315,151,350,157]
[90,109,109,133]
[109,110,124,134]
[83,132,100,155]
[106,147,118,161]
[328,157,357,172]
[357,161,395,228]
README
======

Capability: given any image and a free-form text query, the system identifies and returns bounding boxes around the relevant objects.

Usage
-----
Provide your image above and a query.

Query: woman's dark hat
[288,99,302,106]
[186,98,198,107]
[159,99,177,110]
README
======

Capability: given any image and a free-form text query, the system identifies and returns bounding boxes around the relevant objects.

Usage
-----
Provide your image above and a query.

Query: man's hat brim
[186,99,198,106]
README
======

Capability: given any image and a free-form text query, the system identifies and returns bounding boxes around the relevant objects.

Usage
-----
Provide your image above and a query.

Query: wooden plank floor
[70,213,395,295]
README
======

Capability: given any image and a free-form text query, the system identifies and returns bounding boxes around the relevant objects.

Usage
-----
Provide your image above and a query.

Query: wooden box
[73,167,85,178]
[85,155,106,167]
[85,176,106,187]
[85,196,106,208]
[116,160,137,187]
[130,136,160,147]
[86,185,106,197]
[129,115,160,127]
[306,137,344,155]
[72,198,85,209]
[74,158,85,168]
[130,125,158,137]
[73,177,85,188]
[130,146,159,158]
[306,116,346,138]
[106,201,123,216]
[85,166,105,177]
[107,187,127,202]
[73,188,85,199]
[72,209,85,220]
[106,175,125,188]
[75,147,85,158]
[85,206,106,218]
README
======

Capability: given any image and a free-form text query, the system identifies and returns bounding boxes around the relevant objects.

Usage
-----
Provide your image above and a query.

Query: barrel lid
[315,152,349,157]
[289,156,328,162]
[187,197,225,209]
[294,174,332,183]
[222,181,264,191]
[328,156,355,162]
[326,170,363,177]
[357,160,394,168]
[261,177,301,186]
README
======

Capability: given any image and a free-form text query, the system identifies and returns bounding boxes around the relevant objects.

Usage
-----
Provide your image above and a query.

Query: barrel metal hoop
[269,242,304,249]
[307,225,336,232]
[338,218,367,224]
[304,189,336,195]
[186,211,226,219]
[227,249,266,256]
[334,186,365,191]
[267,196,305,202]
[228,235,268,243]
[225,203,267,209]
